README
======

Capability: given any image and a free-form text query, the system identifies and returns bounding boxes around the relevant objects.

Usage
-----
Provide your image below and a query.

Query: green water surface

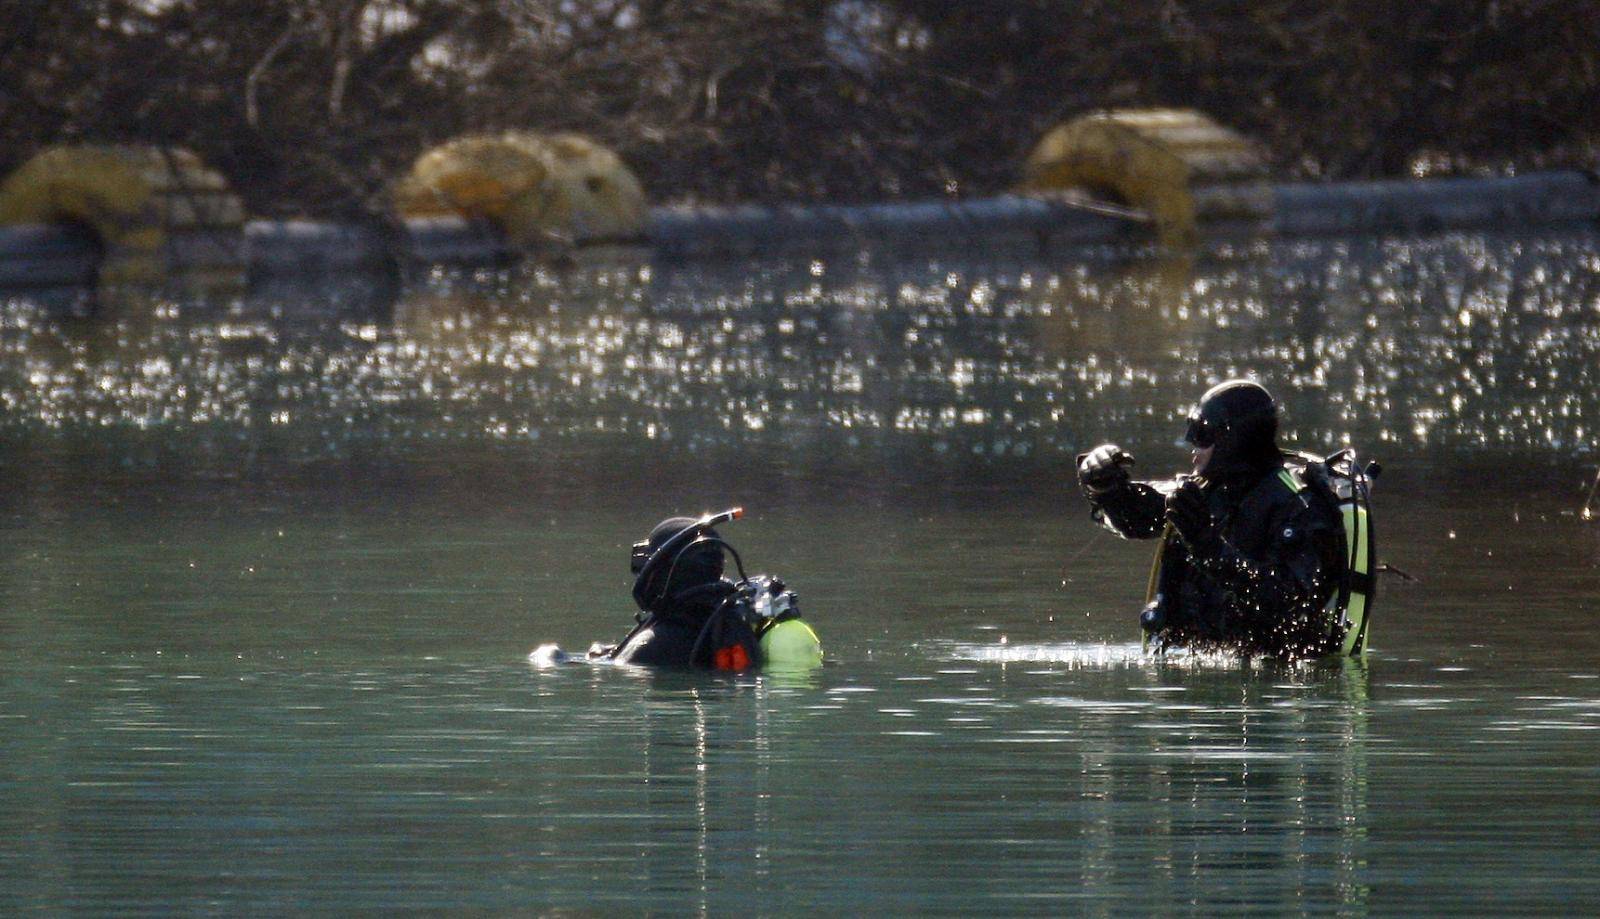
[2,232,1599,913]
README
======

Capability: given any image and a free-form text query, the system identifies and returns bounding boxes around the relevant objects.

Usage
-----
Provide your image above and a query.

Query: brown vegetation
[2,1,1596,220]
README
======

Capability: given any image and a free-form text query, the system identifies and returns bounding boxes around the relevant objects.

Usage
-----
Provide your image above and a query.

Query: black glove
[1164,479,1216,552]
[1077,444,1133,494]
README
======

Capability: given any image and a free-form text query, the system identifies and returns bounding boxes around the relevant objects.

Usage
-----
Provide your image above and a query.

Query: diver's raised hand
[1077,444,1133,494]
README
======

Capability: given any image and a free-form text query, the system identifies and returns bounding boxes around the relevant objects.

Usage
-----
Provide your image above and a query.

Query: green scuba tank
[1338,497,1373,656]
[1324,451,1377,656]
[759,618,824,667]
[1294,449,1379,657]
[745,575,823,668]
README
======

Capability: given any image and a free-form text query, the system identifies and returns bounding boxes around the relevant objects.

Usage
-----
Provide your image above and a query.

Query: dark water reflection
[2,231,1600,912]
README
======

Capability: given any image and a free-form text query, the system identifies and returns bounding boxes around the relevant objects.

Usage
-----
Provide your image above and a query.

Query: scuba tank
[1300,449,1379,657]
[629,507,823,669]
[741,574,824,668]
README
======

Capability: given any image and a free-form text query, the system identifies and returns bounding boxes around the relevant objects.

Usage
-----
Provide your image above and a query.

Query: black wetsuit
[609,580,761,669]
[1089,459,1344,658]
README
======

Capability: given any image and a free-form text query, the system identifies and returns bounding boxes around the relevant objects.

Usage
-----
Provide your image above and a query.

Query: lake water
[2,232,1599,913]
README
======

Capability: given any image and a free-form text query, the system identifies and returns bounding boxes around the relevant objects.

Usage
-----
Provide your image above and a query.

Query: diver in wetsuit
[598,516,762,670]
[1077,380,1345,659]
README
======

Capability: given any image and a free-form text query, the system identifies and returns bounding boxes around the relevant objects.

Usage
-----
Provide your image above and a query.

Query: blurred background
[5,1,1597,217]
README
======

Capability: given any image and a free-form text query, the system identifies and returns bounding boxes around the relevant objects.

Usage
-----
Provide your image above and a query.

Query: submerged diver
[1077,379,1371,659]
[590,508,821,670]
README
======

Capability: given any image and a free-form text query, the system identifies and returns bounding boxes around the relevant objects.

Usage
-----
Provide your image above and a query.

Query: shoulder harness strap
[1277,466,1306,495]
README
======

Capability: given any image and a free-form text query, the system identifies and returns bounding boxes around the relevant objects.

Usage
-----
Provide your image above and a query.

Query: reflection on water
[3,650,1393,913]
[3,230,1600,912]
[4,232,1599,466]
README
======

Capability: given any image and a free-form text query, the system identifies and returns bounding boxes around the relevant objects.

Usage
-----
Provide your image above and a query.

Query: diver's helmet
[1185,379,1281,477]
[630,516,726,611]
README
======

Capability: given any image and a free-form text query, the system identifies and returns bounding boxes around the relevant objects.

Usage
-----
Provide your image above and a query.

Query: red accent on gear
[714,644,751,671]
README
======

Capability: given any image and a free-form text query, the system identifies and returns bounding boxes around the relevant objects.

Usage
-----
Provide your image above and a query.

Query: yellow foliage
[396,131,646,246]
[0,146,156,245]
[1019,109,1267,247]
[0,145,244,290]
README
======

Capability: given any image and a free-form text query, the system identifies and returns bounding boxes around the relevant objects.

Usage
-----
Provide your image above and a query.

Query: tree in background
[1,0,1595,218]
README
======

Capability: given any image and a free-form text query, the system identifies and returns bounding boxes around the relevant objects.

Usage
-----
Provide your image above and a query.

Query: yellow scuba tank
[745,575,823,668]
[759,618,824,667]
[1295,449,1380,657]
[1321,451,1378,656]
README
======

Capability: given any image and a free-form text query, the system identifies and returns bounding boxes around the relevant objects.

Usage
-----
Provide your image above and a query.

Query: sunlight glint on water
[1,230,1599,913]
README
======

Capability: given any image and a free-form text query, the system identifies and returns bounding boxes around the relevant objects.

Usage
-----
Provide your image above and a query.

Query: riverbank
[2,171,1596,294]
[8,3,1597,219]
